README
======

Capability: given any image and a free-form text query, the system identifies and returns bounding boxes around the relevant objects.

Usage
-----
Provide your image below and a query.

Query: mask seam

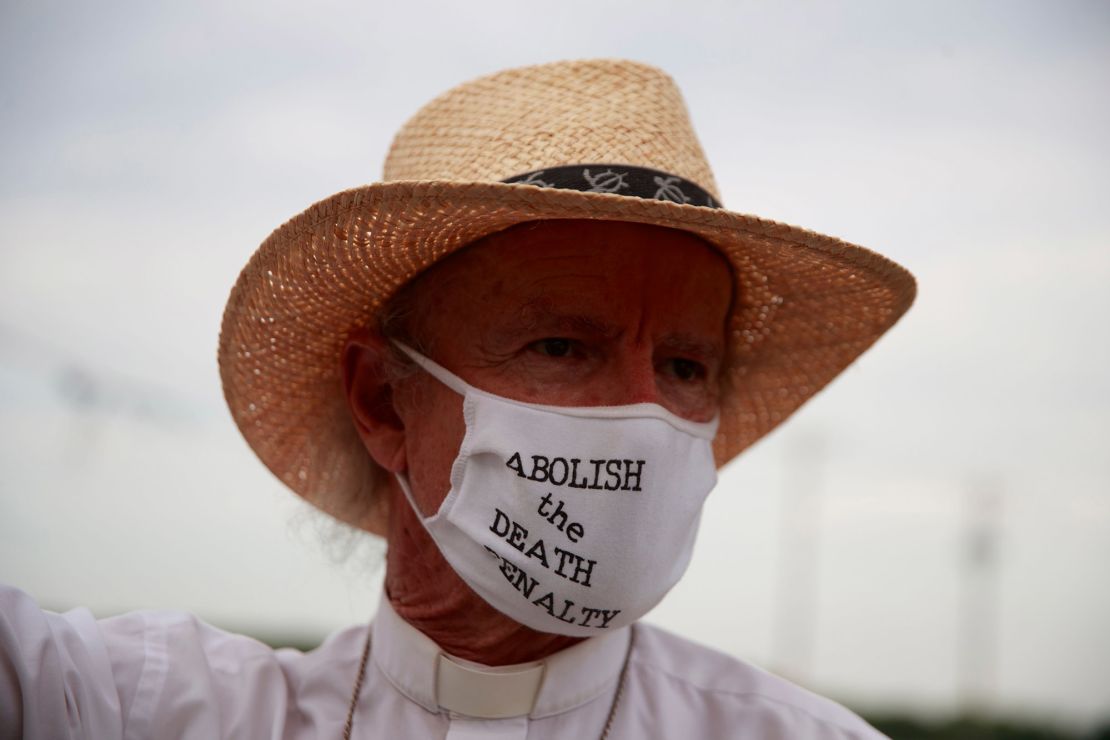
[447,393,479,496]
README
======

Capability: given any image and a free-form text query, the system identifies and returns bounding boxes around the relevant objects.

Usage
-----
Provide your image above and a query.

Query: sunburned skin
[343,219,733,665]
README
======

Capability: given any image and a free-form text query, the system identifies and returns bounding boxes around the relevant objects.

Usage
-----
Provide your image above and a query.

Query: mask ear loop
[391,341,472,396]
[393,470,432,521]
[390,342,477,523]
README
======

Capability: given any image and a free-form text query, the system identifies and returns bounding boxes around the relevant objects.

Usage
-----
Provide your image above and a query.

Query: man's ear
[342,328,407,473]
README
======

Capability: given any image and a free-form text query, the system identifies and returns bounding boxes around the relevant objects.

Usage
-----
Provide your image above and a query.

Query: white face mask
[392,342,720,637]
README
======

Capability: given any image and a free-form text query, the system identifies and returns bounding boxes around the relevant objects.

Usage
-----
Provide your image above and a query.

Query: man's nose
[610,349,663,406]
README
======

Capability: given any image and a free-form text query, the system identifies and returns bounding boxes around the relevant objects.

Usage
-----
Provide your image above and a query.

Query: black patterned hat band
[502,164,721,209]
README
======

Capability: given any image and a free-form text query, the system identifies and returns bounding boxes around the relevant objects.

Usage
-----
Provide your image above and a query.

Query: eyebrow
[487,298,621,345]
[655,333,724,363]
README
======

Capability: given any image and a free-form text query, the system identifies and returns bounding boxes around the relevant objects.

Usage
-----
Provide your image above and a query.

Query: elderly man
[1,60,913,738]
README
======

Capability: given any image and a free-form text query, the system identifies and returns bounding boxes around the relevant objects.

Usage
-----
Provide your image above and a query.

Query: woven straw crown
[218,59,915,531]
[382,60,718,194]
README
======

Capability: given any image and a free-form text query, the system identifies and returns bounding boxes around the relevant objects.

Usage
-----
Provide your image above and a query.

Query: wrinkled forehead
[383,219,735,341]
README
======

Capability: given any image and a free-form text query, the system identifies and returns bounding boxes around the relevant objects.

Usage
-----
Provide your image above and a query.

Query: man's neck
[383,496,584,665]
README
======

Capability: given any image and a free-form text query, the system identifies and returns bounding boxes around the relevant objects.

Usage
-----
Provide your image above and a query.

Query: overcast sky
[1,0,1108,730]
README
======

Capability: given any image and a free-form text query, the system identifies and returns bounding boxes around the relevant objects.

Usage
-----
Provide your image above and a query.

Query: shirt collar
[371,595,630,719]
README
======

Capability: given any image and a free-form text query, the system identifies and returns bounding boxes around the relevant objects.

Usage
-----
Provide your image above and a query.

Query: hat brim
[218,180,915,525]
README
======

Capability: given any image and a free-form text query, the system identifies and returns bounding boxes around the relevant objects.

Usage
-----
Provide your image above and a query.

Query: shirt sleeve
[0,584,309,740]
[1,584,137,739]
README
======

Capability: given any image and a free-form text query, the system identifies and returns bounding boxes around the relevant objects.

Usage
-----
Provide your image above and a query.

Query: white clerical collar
[371,595,631,719]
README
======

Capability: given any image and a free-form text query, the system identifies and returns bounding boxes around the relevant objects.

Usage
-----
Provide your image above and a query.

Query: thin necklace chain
[598,624,634,740]
[342,624,635,740]
[342,623,374,740]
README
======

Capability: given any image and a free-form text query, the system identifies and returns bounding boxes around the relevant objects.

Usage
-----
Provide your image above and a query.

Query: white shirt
[0,584,885,739]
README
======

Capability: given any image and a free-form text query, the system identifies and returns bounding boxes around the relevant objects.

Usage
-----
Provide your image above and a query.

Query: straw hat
[218,59,915,528]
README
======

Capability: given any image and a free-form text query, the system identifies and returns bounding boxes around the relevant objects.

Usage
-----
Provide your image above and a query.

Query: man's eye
[667,358,706,382]
[530,338,574,358]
